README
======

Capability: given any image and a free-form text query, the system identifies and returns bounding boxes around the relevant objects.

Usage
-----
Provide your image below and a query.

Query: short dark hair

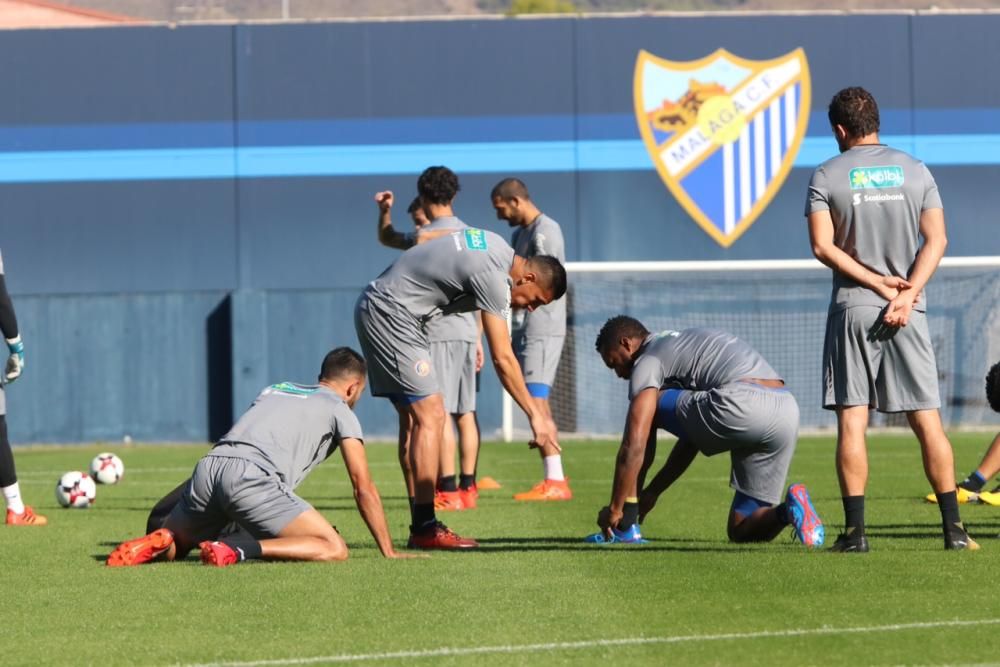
[417,166,460,205]
[318,347,366,382]
[406,196,422,215]
[595,315,649,353]
[828,87,880,138]
[526,255,566,301]
[987,361,1000,413]
[491,177,531,202]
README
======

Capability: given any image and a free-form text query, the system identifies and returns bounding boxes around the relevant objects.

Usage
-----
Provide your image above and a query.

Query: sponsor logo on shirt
[464,229,488,252]
[414,359,431,377]
[853,192,904,205]
[849,165,904,190]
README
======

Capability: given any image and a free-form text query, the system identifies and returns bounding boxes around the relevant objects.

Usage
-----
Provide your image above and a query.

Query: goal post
[500,256,1000,441]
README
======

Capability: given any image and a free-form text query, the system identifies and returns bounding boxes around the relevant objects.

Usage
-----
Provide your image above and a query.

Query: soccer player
[806,86,977,551]
[106,347,418,567]
[374,175,483,511]
[924,361,1000,505]
[354,186,566,549]
[491,178,571,501]
[591,316,824,547]
[0,249,45,526]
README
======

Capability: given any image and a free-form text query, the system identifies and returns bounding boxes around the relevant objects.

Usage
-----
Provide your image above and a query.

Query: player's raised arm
[339,436,423,559]
[481,312,559,452]
[374,190,412,250]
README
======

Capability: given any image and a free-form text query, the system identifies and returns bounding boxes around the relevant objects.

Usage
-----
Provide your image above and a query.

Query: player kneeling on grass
[107,347,420,567]
[589,316,824,547]
[924,361,1000,506]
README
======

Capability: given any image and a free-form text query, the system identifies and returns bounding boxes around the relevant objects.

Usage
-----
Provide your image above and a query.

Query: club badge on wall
[634,48,811,248]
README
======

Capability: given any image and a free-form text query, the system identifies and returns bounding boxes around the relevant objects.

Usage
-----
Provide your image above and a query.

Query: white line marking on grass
[179,618,1000,667]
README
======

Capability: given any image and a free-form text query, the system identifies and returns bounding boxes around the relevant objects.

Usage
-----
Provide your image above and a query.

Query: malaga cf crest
[634,48,811,247]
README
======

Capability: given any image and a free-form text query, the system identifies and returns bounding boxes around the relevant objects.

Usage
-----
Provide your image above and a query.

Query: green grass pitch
[4,432,1000,666]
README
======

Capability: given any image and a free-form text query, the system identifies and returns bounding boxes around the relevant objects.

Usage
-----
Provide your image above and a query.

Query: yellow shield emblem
[634,48,811,247]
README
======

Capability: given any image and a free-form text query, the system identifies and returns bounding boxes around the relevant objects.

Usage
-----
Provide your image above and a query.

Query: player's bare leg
[830,405,870,552]
[907,408,977,549]
[395,407,415,499]
[255,509,348,562]
[456,411,480,507]
[434,413,463,511]
[728,507,788,543]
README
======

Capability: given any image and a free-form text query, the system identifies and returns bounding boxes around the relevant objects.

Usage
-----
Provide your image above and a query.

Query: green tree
[507,0,578,14]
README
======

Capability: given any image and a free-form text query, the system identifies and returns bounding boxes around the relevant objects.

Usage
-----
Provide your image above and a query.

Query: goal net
[502,257,1000,440]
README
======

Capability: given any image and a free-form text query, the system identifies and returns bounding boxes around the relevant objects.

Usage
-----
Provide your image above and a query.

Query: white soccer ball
[55,471,97,508]
[90,452,125,485]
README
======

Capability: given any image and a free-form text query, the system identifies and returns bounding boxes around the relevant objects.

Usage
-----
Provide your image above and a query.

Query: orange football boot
[513,479,572,501]
[106,528,174,567]
[6,506,48,526]
[407,522,478,550]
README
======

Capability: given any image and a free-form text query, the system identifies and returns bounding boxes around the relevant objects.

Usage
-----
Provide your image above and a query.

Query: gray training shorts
[354,291,439,400]
[164,455,310,545]
[513,331,565,389]
[430,340,477,414]
[823,306,940,412]
[674,382,799,505]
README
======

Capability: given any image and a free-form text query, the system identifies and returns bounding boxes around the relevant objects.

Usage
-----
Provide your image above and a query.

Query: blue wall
[1,14,998,442]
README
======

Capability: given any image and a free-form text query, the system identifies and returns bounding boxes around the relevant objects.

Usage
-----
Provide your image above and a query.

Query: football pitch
[5,432,1000,666]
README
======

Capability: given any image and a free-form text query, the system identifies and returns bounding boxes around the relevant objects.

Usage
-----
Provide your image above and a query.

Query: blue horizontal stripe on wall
[1,135,998,183]
[0,108,994,153]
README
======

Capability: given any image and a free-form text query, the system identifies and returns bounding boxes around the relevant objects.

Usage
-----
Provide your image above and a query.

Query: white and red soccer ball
[55,471,97,508]
[89,452,125,485]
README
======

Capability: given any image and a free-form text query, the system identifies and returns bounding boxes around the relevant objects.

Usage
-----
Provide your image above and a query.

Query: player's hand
[597,505,623,538]
[874,275,912,302]
[883,289,916,327]
[5,336,24,383]
[637,490,658,524]
[528,415,561,453]
[385,549,429,559]
[374,190,394,213]
[475,339,485,372]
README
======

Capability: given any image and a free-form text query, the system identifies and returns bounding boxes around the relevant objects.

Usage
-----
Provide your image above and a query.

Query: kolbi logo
[634,48,811,247]
[849,166,904,190]
[463,229,489,252]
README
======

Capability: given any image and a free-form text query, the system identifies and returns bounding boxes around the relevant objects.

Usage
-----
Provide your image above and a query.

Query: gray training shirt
[628,328,780,400]
[365,227,515,326]
[511,213,566,337]
[805,144,943,312]
[403,216,478,344]
[210,383,364,489]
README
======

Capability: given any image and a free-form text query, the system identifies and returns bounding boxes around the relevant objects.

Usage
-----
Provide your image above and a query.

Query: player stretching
[374,170,483,511]
[0,249,45,526]
[924,361,1000,505]
[592,316,823,547]
[354,195,565,549]
[807,86,976,551]
[107,348,418,566]
[491,178,571,501]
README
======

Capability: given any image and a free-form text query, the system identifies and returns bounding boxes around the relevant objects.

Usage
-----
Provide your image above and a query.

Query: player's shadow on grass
[472,537,735,553]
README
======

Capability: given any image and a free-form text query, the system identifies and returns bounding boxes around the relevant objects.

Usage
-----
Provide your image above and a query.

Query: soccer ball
[55,471,97,508]
[90,452,124,485]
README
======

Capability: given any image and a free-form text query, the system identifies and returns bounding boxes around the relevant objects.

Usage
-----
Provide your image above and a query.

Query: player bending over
[374,175,484,512]
[925,361,1000,505]
[107,348,419,567]
[591,316,824,547]
[354,192,565,549]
